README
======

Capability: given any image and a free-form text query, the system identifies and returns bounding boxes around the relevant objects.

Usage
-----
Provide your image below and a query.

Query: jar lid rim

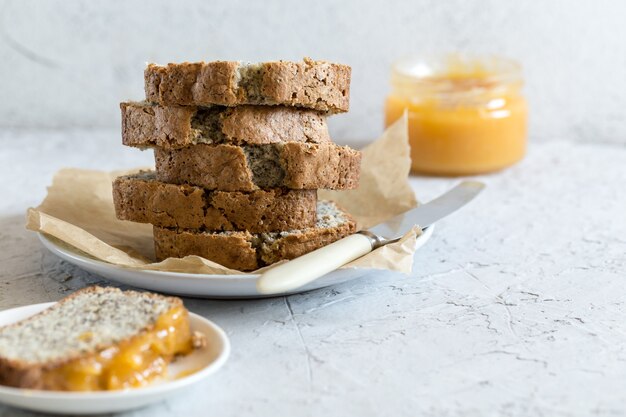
[392,54,522,89]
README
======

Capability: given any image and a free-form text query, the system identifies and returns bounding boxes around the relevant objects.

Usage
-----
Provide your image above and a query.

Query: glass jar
[385,54,527,176]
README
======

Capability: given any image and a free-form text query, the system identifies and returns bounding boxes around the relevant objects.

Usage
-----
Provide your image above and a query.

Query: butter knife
[256,181,485,295]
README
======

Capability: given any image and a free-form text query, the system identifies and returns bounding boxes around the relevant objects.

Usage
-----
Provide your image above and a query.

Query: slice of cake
[154,142,361,192]
[0,287,203,391]
[153,201,357,271]
[113,171,317,232]
[121,102,331,149]
[144,58,351,112]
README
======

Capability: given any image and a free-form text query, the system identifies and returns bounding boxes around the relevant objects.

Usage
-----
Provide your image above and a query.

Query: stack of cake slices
[113,58,362,271]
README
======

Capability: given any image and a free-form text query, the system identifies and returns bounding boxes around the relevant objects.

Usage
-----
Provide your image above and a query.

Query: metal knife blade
[367,181,485,240]
[257,181,485,295]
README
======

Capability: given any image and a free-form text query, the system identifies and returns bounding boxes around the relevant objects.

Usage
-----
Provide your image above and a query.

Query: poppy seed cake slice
[144,58,351,113]
[153,200,357,271]
[0,286,199,391]
[121,102,331,149]
[154,142,361,192]
[112,171,317,232]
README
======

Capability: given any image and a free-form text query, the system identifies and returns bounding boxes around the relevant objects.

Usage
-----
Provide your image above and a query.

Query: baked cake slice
[113,171,317,232]
[121,102,331,149]
[153,201,357,271]
[144,58,350,112]
[154,142,361,192]
[0,287,201,391]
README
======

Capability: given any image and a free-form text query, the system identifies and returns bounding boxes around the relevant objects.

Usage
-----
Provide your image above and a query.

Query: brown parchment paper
[26,114,422,275]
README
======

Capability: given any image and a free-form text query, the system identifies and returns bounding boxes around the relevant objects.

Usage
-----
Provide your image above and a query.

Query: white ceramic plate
[38,225,434,298]
[0,302,230,415]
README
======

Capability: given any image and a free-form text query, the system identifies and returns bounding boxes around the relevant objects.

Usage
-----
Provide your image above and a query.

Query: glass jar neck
[390,55,523,101]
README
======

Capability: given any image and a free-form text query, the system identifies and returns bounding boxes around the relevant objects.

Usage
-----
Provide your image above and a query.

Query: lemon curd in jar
[385,55,527,175]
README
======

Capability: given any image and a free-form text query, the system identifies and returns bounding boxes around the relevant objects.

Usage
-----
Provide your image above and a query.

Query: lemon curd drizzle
[40,306,193,391]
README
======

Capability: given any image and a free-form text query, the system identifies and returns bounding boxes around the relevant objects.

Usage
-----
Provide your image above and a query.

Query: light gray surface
[1,129,625,416]
[1,0,625,144]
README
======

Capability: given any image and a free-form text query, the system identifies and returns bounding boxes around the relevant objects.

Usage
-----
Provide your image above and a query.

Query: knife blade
[256,181,485,295]
[368,180,485,241]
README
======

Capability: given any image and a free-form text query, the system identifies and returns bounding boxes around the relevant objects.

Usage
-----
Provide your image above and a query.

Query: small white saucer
[0,302,230,415]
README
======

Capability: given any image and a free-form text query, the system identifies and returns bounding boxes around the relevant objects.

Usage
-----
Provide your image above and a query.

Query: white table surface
[1,129,625,417]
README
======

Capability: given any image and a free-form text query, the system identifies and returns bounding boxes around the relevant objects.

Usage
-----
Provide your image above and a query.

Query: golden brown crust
[0,360,43,390]
[280,142,362,190]
[0,287,184,389]
[121,102,196,149]
[144,58,351,113]
[154,228,259,271]
[154,143,361,192]
[145,61,239,107]
[121,102,331,149]
[112,172,317,232]
[260,59,351,113]
[155,144,253,191]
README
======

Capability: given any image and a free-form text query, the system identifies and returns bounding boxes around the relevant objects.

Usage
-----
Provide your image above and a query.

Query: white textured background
[2,3,626,416]
[1,0,625,144]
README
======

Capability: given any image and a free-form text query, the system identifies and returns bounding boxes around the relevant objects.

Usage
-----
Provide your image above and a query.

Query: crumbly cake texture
[153,201,357,271]
[0,287,183,387]
[144,58,351,113]
[113,171,317,232]
[121,102,331,149]
[154,142,361,192]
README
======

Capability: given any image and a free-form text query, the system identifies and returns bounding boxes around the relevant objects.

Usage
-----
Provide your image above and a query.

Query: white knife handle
[256,233,373,295]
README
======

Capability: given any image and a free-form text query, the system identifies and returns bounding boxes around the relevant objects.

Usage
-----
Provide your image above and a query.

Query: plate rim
[37,224,435,281]
[37,234,253,280]
[0,302,231,400]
